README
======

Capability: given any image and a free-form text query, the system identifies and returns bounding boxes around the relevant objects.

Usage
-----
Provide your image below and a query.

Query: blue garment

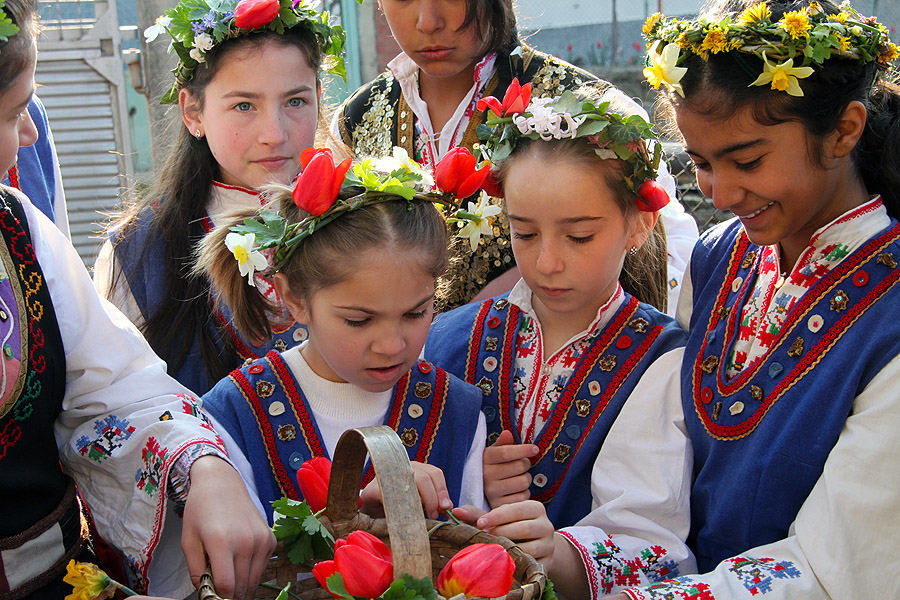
[202,353,483,523]
[683,218,900,571]
[3,97,57,222]
[424,293,686,528]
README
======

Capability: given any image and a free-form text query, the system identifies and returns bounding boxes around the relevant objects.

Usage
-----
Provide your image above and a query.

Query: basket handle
[327,426,432,579]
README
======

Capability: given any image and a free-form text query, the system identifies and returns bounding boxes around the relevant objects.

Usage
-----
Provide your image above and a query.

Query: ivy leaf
[379,574,438,600]
[271,497,335,566]
[0,16,18,41]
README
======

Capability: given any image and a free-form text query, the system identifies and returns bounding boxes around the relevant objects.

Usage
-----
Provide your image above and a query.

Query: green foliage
[271,497,335,566]
[380,575,439,600]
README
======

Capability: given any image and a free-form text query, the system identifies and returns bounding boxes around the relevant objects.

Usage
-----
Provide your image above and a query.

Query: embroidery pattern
[76,415,136,463]
[630,580,714,600]
[135,436,170,497]
[590,537,681,595]
[727,556,801,595]
[351,79,395,158]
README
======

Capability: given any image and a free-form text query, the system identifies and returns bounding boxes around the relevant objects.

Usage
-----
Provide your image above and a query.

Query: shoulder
[633,299,688,345]
[339,71,398,123]
[508,46,603,95]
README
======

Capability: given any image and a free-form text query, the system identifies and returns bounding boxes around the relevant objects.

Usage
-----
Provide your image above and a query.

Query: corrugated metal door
[37,0,132,265]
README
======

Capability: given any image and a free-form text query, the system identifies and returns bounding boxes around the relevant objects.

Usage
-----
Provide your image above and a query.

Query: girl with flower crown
[423,82,696,592]
[193,148,494,524]
[93,0,346,396]
[332,0,699,315]
[0,1,274,599]
[554,1,900,599]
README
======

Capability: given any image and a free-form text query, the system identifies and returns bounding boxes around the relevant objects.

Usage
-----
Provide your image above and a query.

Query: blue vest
[110,207,307,395]
[424,293,687,528]
[684,218,900,571]
[202,352,482,523]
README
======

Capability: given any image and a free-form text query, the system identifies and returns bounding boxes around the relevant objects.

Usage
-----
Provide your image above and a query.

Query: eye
[568,235,594,244]
[735,157,762,171]
[288,97,307,108]
[690,159,710,172]
[234,101,253,112]
[344,318,369,328]
[512,231,535,240]
[405,310,428,320]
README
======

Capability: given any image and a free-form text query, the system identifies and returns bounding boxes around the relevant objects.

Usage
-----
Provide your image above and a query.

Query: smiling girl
[94,0,345,395]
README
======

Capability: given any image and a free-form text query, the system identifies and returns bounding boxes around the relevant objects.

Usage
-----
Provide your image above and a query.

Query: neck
[418,65,477,132]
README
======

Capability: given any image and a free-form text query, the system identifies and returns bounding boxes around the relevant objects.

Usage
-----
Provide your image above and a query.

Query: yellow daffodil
[456,193,501,252]
[750,53,814,96]
[834,11,849,25]
[779,8,811,40]
[643,12,662,36]
[644,40,688,97]
[63,561,117,600]
[737,2,771,26]
[225,232,269,286]
[879,43,899,66]
[701,27,730,55]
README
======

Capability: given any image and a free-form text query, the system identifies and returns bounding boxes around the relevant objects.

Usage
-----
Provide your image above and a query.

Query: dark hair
[107,27,324,384]
[196,188,449,341]
[461,0,519,55]
[657,0,900,217]
[0,0,38,96]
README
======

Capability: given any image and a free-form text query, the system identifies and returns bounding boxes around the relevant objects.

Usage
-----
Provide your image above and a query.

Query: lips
[539,286,570,298]
[255,156,292,169]
[419,46,453,60]
[739,201,775,219]
[366,363,404,384]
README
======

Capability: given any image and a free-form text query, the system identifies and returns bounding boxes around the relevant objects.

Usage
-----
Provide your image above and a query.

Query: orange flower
[436,543,515,599]
[313,531,394,599]
[434,147,490,200]
[293,148,352,216]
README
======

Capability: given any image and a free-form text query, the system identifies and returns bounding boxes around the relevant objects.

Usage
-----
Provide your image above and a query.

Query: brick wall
[374,10,400,72]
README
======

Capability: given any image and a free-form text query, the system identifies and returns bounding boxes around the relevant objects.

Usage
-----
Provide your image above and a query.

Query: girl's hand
[182,456,276,600]
[450,504,487,525]
[361,461,453,520]
[474,500,555,569]
[483,430,538,508]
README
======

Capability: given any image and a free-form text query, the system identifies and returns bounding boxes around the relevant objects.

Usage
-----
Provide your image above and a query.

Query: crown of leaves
[642,2,899,97]
[0,0,20,52]
[145,0,354,104]
[475,82,665,208]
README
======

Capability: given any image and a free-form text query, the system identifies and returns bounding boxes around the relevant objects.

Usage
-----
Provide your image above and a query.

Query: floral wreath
[145,0,355,104]
[642,1,899,98]
[0,0,18,52]
[226,146,499,286]
[474,79,670,212]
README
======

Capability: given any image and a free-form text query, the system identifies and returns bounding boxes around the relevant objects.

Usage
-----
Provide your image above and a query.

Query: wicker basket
[198,426,546,600]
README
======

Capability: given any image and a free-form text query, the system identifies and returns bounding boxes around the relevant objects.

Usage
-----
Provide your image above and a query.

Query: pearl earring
[194,129,203,139]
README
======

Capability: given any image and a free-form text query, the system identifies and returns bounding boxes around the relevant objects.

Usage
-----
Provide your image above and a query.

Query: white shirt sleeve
[458,411,488,511]
[92,237,145,327]
[675,257,694,330]
[660,205,699,317]
[557,347,696,600]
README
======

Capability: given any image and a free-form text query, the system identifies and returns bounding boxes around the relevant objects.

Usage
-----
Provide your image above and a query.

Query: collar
[208,181,264,225]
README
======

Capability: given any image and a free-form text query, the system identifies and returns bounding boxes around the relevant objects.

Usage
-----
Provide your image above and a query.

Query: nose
[416,0,444,34]
[258,108,289,146]
[372,326,407,356]
[535,239,564,275]
[699,169,744,213]
[18,109,38,149]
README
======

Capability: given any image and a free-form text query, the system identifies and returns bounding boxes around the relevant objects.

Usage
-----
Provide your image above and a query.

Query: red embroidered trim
[414,367,448,463]
[556,530,602,600]
[465,300,493,383]
[269,350,325,459]
[498,305,521,434]
[6,165,19,189]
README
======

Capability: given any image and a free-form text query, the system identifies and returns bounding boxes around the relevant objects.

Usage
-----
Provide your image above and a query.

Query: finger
[426,467,453,513]
[227,545,252,600]
[451,505,486,525]
[485,471,532,497]
[248,531,276,598]
[492,489,532,506]
[414,470,441,519]
[206,547,236,600]
[491,429,516,447]
[181,531,207,591]
[483,443,539,466]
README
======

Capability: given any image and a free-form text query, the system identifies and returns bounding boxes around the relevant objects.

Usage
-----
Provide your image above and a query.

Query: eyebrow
[221,85,314,100]
[12,88,35,112]
[686,138,766,161]
[335,294,433,315]
[508,214,602,225]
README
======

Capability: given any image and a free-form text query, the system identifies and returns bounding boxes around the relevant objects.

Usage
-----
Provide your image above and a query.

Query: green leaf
[0,17,18,41]
[379,574,438,600]
[541,578,558,600]
[325,573,354,600]
[271,498,335,565]
[274,583,292,600]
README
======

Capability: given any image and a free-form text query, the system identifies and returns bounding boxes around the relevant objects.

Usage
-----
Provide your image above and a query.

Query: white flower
[189,47,206,63]
[513,98,587,141]
[143,15,171,42]
[225,232,269,286]
[457,193,502,252]
[392,147,434,188]
[193,33,214,52]
[643,40,688,97]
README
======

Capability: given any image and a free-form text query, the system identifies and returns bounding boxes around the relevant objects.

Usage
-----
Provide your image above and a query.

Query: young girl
[553,2,900,598]
[93,0,346,395]
[0,1,273,598]
[194,149,489,522]
[423,84,695,588]
[333,0,699,313]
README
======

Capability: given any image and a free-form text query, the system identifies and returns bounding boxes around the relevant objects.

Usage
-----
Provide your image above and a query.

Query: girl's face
[676,102,866,265]
[0,49,38,174]
[378,0,485,84]
[504,153,655,332]
[180,39,319,190]
[276,249,436,393]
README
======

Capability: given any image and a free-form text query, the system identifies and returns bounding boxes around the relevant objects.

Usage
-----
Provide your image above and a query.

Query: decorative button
[483,357,498,372]
[830,290,849,312]
[408,403,424,418]
[701,387,713,404]
[243,357,254,367]
[487,432,500,446]
[853,271,869,287]
[616,336,632,349]
[417,361,432,374]
[400,110,407,119]
[494,298,509,310]
[248,364,264,374]
[268,401,285,417]
[599,355,616,371]
[717,306,731,318]
[729,401,744,416]
[0,310,6,321]
[483,406,496,423]
[712,401,722,420]
[288,452,303,470]
[701,355,719,374]
[540,363,551,376]
[400,122,407,131]
[707,329,717,344]
[533,473,548,488]
[400,428,418,446]
[256,380,275,398]
[274,339,288,352]
[741,251,756,269]
[293,328,308,342]
[629,318,649,333]
[554,444,571,462]
[477,376,494,396]
[400,135,407,144]
[487,316,501,329]
[565,425,581,440]
[732,276,743,293]
[768,362,784,378]
[669,278,678,289]
[749,385,763,401]
[485,336,499,352]
[277,424,296,442]
[575,399,591,417]
[788,337,804,357]
[807,314,824,333]
[877,252,897,269]
[588,381,602,396]
[414,382,432,398]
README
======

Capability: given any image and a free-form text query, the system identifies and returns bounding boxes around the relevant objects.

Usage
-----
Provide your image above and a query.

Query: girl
[93,0,346,395]
[333,0,699,313]
[0,1,273,598]
[423,84,694,589]
[556,1,900,598]
[194,148,488,523]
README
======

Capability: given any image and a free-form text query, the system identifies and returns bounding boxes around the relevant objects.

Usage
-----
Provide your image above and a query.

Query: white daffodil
[643,40,688,97]
[143,15,171,42]
[225,232,269,286]
[386,147,435,188]
[456,193,502,252]
[750,53,814,96]
[193,33,214,52]
[189,47,206,64]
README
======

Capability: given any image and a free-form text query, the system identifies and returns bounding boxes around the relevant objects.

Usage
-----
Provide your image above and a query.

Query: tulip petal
[334,543,394,599]
[436,543,515,599]
[294,152,337,216]
[330,157,353,200]
[477,97,503,118]
[456,163,491,199]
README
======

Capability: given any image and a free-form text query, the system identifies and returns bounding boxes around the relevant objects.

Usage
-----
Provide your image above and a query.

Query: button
[493,298,508,310]
[533,473,548,488]
[483,406,496,423]
[0,310,6,321]
[729,401,744,416]
[289,452,303,470]
[417,361,432,374]
[701,387,713,404]
[483,357,498,372]
[408,403,423,418]
[293,327,308,342]
[588,381,602,396]
[707,329,717,344]
[853,271,869,287]
[485,336,499,352]
[248,364,264,374]
[541,363,551,376]
[565,425,581,440]
[487,316,501,329]
[768,362,783,378]
[616,336,632,349]
[749,385,763,402]
[278,424,296,442]
[269,401,285,416]
[732,276,743,292]
[256,380,275,398]
[274,339,288,352]
[554,444,571,462]
[807,315,823,333]
[575,399,591,417]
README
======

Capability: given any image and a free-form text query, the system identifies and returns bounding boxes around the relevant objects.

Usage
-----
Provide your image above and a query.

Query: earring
[628,246,638,256]
[194,129,203,139]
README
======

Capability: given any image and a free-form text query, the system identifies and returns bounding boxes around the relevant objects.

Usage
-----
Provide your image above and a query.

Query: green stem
[260,582,305,600]
[116,581,138,596]
[443,508,461,525]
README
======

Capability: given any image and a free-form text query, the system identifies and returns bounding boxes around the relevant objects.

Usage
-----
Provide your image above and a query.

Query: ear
[628,209,659,253]
[828,100,867,159]
[179,88,203,137]
[273,273,311,324]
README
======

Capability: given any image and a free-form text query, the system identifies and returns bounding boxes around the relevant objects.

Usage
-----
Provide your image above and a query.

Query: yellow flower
[879,43,899,65]
[779,9,811,40]
[807,2,823,17]
[643,12,662,35]
[834,11,849,25]
[63,561,116,600]
[643,40,688,97]
[750,53,814,96]
[737,3,771,26]
[701,27,730,54]
[835,34,851,53]
[675,32,692,50]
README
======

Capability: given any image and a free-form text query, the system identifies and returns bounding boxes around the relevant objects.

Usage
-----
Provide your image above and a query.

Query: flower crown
[0,0,19,53]
[145,0,354,104]
[474,79,670,212]
[226,147,498,285]
[642,2,899,98]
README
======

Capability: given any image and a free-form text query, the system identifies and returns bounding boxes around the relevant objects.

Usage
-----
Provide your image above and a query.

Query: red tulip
[234,0,281,29]
[636,180,670,212]
[313,531,394,599]
[293,148,352,216]
[296,456,331,513]
[436,543,515,599]
[481,170,504,199]
[434,147,491,200]
[477,78,532,118]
